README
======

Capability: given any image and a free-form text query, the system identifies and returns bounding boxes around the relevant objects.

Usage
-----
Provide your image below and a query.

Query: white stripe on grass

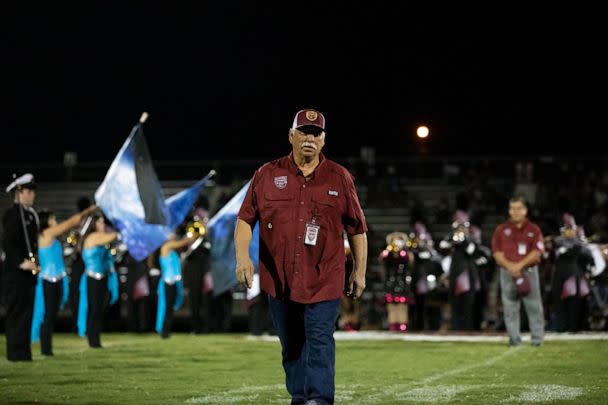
[250,331,608,343]
[183,382,584,404]
[396,385,483,402]
[359,346,521,403]
[184,384,359,404]
[502,384,585,403]
[184,384,285,404]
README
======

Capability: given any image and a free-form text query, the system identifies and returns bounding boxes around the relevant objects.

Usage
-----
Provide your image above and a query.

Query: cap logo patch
[306,111,318,121]
[274,176,287,189]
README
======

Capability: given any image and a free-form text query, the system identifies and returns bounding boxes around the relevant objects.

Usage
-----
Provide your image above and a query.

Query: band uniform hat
[6,173,36,193]
[292,109,325,131]
[514,274,531,296]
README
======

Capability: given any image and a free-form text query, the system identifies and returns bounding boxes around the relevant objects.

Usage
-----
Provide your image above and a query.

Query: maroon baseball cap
[292,109,325,131]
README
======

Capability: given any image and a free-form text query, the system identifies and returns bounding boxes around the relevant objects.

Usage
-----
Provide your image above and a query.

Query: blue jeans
[268,296,340,405]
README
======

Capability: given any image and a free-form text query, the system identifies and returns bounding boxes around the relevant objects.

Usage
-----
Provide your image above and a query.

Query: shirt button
[268,223,273,229]
[302,184,306,188]
[298,236,302,239]
[299,218,303,222]
[300,201,304,205]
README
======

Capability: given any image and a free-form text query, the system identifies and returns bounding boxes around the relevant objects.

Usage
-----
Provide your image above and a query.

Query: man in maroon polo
[491,195,545,346]
[235,109,368,405]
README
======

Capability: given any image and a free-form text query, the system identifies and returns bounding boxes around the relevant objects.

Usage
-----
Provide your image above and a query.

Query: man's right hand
[505,262,522,278]
[235,256,254,288]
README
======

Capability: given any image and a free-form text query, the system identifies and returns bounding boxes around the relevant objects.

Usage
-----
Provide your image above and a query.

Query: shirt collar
[508,218,529,229]
[287,152,326,176]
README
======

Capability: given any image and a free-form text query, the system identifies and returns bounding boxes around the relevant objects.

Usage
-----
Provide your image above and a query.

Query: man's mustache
[301,141,317,150]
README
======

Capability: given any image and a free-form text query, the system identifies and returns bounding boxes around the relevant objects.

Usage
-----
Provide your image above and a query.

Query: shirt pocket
[311,193,341,233]
[262,191,294,225]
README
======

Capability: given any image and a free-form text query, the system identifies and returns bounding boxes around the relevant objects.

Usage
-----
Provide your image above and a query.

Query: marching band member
[77,214,119,348]
[551,213,594,331]
[2,173,39,361]
[31,204,97,355]
[380,232,412,332]
[156,231,196,338]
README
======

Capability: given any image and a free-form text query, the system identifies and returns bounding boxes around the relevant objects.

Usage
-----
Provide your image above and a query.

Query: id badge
[305,223,320,246]
[518,243,527,255]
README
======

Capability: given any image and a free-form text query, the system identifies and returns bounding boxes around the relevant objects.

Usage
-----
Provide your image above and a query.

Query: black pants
[211,291,233,332]
[451,290,476,330]
[40,280,63,355]
[4,271,36,361]
[69,255,84,334]
[126,270,151,333]
[162,283,177,338]
[87,277,106,348]
[249,292,271,335]
[126,296,150,333]
[188,269,204,333]
[413,293,426,330]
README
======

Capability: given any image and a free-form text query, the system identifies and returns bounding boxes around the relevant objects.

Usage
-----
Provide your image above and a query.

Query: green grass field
[1,333,607,404]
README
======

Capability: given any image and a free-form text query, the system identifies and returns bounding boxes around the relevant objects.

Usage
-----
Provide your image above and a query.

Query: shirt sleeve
[341,172,368,235]
[2,208,22,250]
[491,225,502,253]
[531,224,545,253]
[237,170,260,227]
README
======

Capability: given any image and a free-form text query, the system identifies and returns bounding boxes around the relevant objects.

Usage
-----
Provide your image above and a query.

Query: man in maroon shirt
[235,109,368,405]
[491,195,545,346]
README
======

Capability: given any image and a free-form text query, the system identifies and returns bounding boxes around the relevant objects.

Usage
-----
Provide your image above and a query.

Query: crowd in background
[2,157,608,339]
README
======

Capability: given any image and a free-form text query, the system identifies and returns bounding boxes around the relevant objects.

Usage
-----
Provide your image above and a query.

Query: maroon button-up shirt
[491,219,545,264]
[238,153,368,303]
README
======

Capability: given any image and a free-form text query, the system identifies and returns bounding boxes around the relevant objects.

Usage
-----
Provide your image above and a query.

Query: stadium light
[416,125,429,139]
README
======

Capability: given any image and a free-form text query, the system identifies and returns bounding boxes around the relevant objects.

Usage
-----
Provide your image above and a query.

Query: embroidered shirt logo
[328,190,338,196]
[274,176,288,189]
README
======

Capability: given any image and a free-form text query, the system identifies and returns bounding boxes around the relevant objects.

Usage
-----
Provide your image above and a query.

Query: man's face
[17,189,36,207]
[508,201,527,223]
[289,127,325,158]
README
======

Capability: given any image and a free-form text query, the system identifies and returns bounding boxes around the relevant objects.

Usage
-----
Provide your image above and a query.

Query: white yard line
[359,347,520,403]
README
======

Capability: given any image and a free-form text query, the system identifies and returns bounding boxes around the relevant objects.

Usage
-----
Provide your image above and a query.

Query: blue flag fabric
[207,180,259,296]
[95,122,213,261]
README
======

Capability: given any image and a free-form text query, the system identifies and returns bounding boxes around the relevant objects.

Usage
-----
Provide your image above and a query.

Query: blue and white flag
[95,120,213,261]
[207,180,259,296]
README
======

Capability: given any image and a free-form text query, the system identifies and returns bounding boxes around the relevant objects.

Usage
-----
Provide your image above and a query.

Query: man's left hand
[347,270,366,299]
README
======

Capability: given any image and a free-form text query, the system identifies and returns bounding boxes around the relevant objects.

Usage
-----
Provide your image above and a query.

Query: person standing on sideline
[491,195,545,346]
[235,109,368,405]
[2,173,39,361]
[156,232,195,338]
[78,214,119,348]
[32,204,98,355]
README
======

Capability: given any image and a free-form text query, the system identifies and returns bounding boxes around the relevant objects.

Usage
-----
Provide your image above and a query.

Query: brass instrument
[182,218,209,258]
[185,218,207,239]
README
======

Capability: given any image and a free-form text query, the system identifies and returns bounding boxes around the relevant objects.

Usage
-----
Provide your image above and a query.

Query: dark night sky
[2,3,606,164]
